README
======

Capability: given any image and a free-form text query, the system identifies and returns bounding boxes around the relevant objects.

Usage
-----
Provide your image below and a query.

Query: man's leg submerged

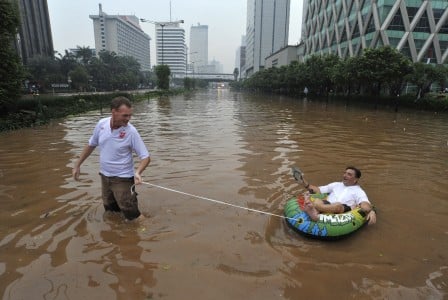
[110,177,141,220]
[100,173,121,212]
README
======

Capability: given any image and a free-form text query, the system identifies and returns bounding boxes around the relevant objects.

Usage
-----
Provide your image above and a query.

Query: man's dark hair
[111,96,132,110]
[346,166,361,178]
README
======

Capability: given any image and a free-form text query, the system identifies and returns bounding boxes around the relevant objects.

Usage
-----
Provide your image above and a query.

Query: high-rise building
[189,24,208,73]
[14,0,54,64]
[301,0,448,64]
[90,4,151,71]
[156,23,186,77]
[235,35,246,79]
[245,0,290,77]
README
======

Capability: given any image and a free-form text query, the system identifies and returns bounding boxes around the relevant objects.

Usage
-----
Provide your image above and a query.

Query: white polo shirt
[89,117,149,177]
[319,182,370,208]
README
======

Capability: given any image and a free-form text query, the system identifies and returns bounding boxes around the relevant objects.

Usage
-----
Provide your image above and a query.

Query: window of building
[362,12,369,29]
[352,19,360,39]
[354,41,362,56]
[379,5,393,23]
[400,41,411,59]
[317,1,322,15]
[422,42,436,61]
[365,15,376,34]
[359,0,367,11]
[348,1,356,16]
[413,35,427,53]
[340,25,348,42]
[327,10,333,25]
[433,8,444,25]
[388,37,401,48]
[439,19,448,34]
[322,34,327,48]
[389,10,406,31]
[336,3,343,22]
[414,9,431,33]
[439,40,448,54]
[406,6,419,24]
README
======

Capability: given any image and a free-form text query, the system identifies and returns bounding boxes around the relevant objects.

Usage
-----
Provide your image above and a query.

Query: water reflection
[0,90,447,299]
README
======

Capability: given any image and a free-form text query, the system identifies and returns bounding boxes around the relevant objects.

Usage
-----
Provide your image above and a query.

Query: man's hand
[366,210,376,225]
[134,173,143,185]
[72,166,81,181]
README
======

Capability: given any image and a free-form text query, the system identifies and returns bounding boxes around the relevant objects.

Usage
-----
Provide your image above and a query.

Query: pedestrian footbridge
[174,73,235,81]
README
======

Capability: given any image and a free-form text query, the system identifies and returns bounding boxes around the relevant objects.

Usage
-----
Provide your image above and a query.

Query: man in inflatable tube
[302,166,376,225]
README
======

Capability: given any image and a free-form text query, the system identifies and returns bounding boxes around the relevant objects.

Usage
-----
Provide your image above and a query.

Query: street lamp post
[191,60,201,79]
[186,51,198,77]
[159,23,165,65]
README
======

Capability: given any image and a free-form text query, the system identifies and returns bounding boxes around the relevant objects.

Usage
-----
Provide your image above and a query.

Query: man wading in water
[72,96,150,221]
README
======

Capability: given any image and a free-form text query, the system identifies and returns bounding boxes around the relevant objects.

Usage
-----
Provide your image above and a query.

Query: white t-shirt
[319,182,370,208]
[89,117,149,177]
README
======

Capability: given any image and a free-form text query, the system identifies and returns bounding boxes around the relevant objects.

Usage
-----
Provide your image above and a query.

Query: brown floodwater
[0,90,447,299]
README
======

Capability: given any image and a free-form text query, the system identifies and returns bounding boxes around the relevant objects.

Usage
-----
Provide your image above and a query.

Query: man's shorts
[322,200,351,212]
[100,173,141,220]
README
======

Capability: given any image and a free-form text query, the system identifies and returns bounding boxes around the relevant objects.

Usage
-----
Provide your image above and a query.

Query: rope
[134,182,298,221]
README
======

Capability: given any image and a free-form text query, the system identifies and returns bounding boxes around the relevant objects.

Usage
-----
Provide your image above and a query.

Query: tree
[233,67,239,81]
[74,46,93,65]
[0,1,25,115]
[26,55,62,90]
[56,50,78,79]
[406,62,447,99]
[303,54,340,96]
[184,77,193,90]
[154,65,171,90]
[68,65,89,91]
[357,46,412,96]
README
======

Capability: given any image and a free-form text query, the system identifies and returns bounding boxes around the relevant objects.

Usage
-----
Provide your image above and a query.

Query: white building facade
[156,23,186,77]
[245,0,290,77]
[90,4,151,71]
[189,24,208,73]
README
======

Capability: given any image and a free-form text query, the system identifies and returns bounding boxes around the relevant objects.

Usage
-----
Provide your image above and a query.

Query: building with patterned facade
[90,4,151,71]
[301,0,448,64]
[14,0,54,64]
[245,0,290,77]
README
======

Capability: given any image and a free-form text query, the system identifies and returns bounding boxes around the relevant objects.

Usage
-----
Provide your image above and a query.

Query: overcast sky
[47,0,303,73]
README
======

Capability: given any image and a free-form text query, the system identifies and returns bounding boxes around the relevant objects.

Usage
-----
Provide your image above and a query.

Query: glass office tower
[14,0,54,64]
[301,0,448,64]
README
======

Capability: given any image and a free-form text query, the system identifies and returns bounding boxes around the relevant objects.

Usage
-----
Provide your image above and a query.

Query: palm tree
[75,46,93,65]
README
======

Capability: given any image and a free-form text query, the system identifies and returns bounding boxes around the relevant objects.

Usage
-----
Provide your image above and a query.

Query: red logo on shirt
[119,130,126,138]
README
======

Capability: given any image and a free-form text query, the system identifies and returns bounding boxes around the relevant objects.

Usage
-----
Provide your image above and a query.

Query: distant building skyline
[244,0,290,77]
[235,35,246,79]
[89,4,151,71]
[189,24,208,73]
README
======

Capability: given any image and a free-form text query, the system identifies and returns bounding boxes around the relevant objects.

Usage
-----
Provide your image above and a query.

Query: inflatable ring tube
[284,194,368,240]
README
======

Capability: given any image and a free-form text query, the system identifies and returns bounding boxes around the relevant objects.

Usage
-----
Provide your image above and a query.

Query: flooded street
[1,89,447,299]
